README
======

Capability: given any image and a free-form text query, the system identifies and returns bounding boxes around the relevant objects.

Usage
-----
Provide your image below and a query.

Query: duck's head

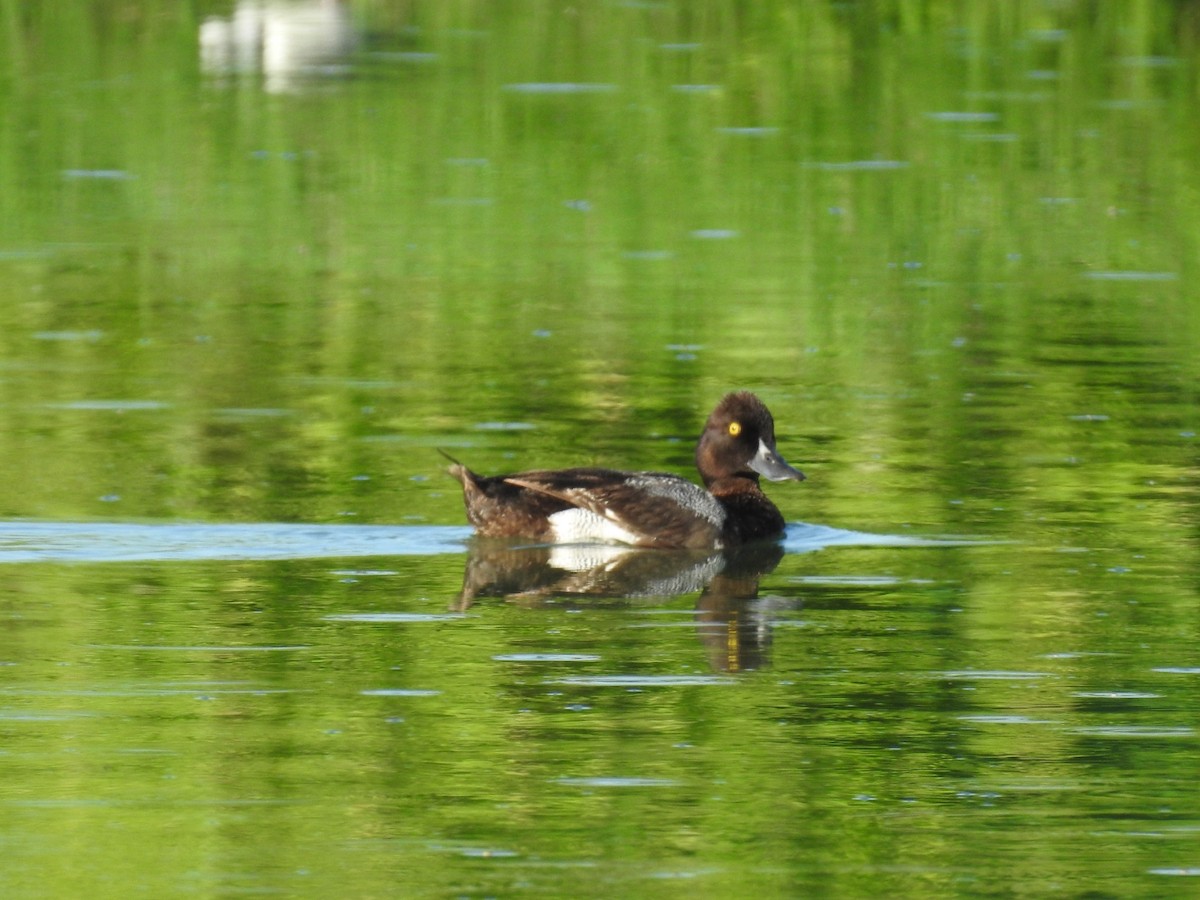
[695,391,805,487]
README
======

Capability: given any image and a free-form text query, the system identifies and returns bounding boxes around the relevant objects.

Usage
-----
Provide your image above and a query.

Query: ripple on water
[789,575,936,586]
[32,330,104,341]
[925,111,1001,122]
[325,612,466,623]
[62,169,135,180]
[0,520,946,564]
[91,644,308,652]
[622,249,673,260]
[0,521,473,563]
[502,82,618,94]
[936,670,1052,681]
[1082,270,1177,281]
[473,421,535,431]
[425,842,525,859]
[493,654,602,662]
[1072,726,1195,738]
[804,159,910,171]
[553,777,680,788]
[0,682,298,699]
[648,868,723,881]
[0,710,93,721]
[548,674,735,687]
[456,848,520,859]
[716,126,779,136]
[44,400,171,411]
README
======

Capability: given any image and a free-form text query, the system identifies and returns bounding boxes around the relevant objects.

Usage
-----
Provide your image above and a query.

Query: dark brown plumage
[444,391,804,549]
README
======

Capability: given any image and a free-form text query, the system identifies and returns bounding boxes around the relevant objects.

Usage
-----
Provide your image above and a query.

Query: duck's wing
[504,469,725,549]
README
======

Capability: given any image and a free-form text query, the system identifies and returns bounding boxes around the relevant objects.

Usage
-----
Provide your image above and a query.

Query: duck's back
[450,465,725,549]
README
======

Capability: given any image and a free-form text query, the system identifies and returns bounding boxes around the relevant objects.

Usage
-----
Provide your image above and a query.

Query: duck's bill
[749,439,806,482]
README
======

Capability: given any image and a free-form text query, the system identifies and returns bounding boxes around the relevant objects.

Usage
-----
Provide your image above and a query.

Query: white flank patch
[547,508,642,546]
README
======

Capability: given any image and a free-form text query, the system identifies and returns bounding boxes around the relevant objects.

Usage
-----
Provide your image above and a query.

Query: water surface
[2,2,1200,897]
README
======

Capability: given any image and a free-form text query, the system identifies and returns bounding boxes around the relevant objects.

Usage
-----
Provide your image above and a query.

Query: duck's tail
[438,448,474,485]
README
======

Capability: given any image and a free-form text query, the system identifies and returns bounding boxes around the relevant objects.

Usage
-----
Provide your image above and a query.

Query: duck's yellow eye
[728,421,742,437]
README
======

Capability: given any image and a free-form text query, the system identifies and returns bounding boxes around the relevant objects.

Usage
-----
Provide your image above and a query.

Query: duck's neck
[704,472,763,495]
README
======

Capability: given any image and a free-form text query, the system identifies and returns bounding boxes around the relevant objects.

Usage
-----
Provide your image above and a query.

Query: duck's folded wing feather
[504,469,724,548]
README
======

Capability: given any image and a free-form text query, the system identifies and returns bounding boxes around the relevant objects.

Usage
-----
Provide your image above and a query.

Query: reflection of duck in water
[452,540,789,673]
[444,392,804,549]
[693,543,788,674]
[199,0,358,93]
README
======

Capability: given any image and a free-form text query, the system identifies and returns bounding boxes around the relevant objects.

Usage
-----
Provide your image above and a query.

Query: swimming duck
[444,391,804,549]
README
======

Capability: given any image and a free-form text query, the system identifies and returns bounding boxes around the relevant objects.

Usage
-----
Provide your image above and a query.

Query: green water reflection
[3,551,1198,897]
[2,1,1200,897]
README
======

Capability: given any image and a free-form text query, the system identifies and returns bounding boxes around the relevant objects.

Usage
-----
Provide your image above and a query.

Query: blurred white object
[200,0,358,92]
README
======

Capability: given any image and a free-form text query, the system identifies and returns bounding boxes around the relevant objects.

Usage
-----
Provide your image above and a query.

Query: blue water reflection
[0,520,971,564]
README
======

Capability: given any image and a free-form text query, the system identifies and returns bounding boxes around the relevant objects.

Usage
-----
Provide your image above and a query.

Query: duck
[443,391,804,549]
